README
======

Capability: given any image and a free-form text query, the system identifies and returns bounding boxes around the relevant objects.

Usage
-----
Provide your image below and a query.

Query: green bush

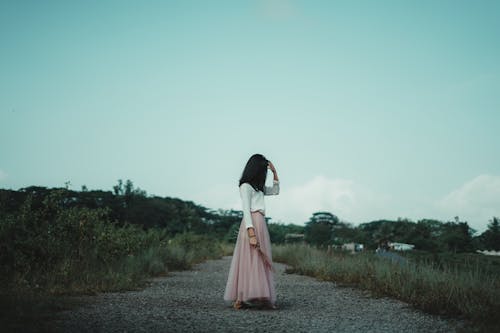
[0,191,225,294]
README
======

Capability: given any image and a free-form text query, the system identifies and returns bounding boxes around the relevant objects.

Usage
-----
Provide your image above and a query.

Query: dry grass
[273,244,500,331]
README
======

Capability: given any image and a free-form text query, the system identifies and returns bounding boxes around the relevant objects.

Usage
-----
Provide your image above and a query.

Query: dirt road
[54,256,461,332]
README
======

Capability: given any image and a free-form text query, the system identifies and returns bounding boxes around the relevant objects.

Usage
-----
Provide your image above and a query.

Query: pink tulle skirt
[223,211,276,307]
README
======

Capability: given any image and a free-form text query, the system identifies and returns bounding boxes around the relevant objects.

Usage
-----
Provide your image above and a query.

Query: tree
[409,220,441,251]
[332,222,358,245]
[124,180,134,196]
[113,179,124,196]
[372,221,394,247]
[304,211,339,247]
[305,222,332,246]
[482,217,500,250]
[267,223,305,244]
[440,218,474,253]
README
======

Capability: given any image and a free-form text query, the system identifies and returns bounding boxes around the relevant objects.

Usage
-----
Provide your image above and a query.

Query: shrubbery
[0,190,225,294]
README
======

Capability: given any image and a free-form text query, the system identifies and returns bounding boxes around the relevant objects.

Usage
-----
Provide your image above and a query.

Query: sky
[1,0,499,233]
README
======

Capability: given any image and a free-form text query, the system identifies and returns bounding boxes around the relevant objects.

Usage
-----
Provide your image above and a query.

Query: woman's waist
[251,209,265,216]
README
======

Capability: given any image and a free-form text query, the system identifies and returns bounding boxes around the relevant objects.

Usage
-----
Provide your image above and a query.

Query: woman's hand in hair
[267,161,276,173]
[268,161,279,182]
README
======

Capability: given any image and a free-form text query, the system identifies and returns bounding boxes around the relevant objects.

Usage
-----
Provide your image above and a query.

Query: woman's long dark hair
[239,154,268,192]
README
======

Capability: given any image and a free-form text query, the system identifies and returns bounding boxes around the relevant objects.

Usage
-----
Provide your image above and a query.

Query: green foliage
[481,217,500,250]
[0,191,224,295]
[355,217,479,252]
[0,181,247,239]
[224,222,240,243]
[267,222,305,244]
[166,232,224,269]
[440,218,474,253]
[4,185,494,254]
[406,220,441,252]
[304,222,332,246]
[303,212,336,246]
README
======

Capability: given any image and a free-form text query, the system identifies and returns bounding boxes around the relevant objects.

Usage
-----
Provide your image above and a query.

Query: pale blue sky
[1,0,499,232]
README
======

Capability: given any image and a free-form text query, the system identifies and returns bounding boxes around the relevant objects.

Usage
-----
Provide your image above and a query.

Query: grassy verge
[273,244,500,332]
[1,232,228,330]
[1,232,229,332]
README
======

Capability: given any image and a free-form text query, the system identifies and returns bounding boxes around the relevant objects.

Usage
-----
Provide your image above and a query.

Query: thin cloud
[193,183,241,213]
[197,176,385,225]
[258,0,298,20]
[266,175,391,225]
[437,174,500,232]
[199,174,500,233]
[0,169,7,182]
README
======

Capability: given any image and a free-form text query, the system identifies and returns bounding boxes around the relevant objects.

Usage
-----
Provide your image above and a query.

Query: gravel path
[54,256,462,332]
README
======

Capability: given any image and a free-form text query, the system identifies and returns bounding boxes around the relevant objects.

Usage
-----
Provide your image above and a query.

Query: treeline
[1,181,498,254]
[303,212,500,252]
[0,180,241,238]
[0,180,305,244]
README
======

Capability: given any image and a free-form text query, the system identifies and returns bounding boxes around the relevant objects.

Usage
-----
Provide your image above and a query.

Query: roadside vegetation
[273,244,500,332]
[0,186,230,331]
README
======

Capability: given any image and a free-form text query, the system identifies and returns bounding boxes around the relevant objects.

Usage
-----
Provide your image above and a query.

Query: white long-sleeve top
[239,179,280,229]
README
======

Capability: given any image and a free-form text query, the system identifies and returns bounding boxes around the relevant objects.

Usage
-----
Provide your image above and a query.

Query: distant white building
[477,250,500,256]
[285,233,305,243]
[389,242,415,251]
[342,242,364,253]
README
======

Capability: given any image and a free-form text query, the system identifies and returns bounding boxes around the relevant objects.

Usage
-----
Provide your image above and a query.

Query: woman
[223,153,280,310]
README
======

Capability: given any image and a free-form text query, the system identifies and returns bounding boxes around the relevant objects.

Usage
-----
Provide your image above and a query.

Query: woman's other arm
[240,183,259,247]
[239,183,254,229]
